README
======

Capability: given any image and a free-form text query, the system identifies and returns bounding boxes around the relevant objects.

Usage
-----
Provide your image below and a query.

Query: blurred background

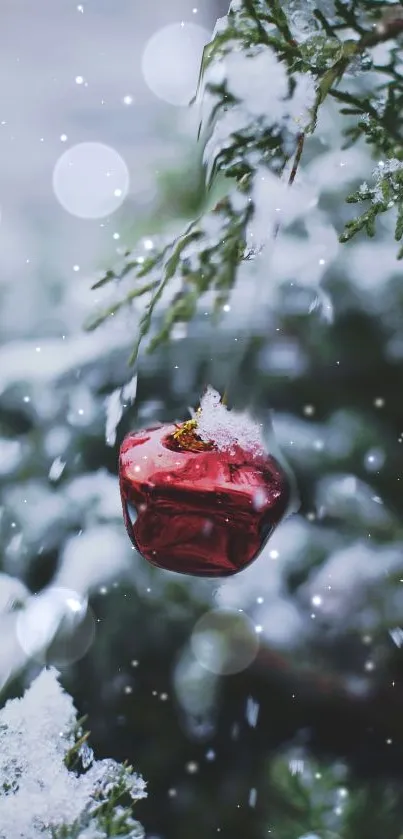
[2,1,403,838]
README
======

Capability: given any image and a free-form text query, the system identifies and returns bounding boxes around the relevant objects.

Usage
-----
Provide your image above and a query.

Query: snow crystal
[195,386,264,453]
[79,741,94,769]
[372,158,403,203]
[0,668,146,839]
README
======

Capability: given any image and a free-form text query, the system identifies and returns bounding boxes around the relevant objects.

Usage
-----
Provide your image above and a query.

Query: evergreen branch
[341,160,403,249]
[313,7,340,39]
[264,0,298,47]
[244,0,275,47]
[266,749,403,839]
[0,670,146,839]
[87,0,403,361]
[288,132,305,186]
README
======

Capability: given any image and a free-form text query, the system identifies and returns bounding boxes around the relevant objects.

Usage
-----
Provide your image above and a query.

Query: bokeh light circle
[16,586,95,667]
[52,142,129,219]
[141,22,211,106]
[191,608,260,676]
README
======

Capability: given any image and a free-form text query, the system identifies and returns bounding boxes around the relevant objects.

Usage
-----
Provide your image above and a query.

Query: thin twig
[273,132,306,239]
[360,12,403,50]
[288,132,306,187]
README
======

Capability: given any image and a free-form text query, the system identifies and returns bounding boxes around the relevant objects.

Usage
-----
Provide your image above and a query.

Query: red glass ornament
[119,419,290,577]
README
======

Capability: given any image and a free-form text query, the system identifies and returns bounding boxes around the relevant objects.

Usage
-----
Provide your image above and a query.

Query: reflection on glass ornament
[119,386,291,577]
[52,142,129,219]
[16,586,95,667]
[141,22,211,106]
[191,608,259,675]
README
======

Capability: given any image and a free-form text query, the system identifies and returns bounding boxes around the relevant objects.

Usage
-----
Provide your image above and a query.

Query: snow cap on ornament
[119,387,291,577]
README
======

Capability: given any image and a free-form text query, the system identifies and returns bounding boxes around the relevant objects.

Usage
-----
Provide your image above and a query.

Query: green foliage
[265,752,403,839]
[55,722,144,839]
[87,1,403,363]
[341,160,403,254]
[51,764,144,839]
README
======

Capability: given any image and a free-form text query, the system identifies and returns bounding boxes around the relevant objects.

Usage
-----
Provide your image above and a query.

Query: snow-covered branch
[0,669,146,839]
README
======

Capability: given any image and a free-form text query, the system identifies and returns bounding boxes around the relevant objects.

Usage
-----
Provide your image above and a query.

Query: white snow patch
[4,481,67,546]
[305,542,403,626]
[65,471,123,521]
[0,332,129,396]
[195,386,264,453]
[0,614,29,692]
[214,47,315,132]
[56,526,133,594]
[0,573,29,614]
[0,669,146,838]
[250,168,319,241]
[0,440,23,475]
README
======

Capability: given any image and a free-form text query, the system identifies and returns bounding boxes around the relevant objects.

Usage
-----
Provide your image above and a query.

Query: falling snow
[245,696,260,728]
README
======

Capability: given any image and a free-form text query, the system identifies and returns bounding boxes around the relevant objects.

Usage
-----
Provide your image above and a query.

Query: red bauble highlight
[119,421,290,577]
